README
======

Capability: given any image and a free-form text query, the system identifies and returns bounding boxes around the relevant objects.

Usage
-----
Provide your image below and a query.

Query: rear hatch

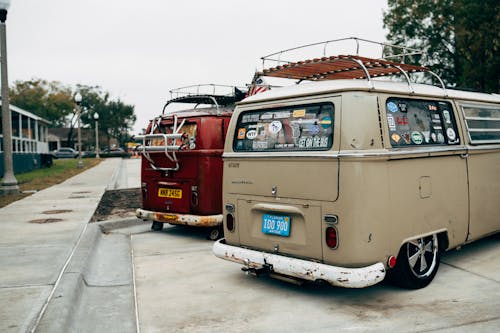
[141,118,198,213]
[141,114,228,215]
[225,101,338,260]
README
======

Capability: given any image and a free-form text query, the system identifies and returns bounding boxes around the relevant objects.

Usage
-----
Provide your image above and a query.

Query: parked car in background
[82,151,97,158]
[101,147,130,158]
[52,147,78,159]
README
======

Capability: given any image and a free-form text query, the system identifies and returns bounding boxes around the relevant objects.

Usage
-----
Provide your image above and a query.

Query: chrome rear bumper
[213,239,386,288]
[136,208,222,227]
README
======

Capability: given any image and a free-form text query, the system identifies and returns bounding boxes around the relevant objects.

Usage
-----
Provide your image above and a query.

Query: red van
[135,85,245,239]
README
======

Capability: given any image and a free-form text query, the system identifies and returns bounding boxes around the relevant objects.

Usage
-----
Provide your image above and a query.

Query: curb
[97,217,144,233]
[35,224,101,332]
[35,219,142,332]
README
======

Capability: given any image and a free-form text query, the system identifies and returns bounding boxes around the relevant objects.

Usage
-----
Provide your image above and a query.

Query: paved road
[131,224,500,333]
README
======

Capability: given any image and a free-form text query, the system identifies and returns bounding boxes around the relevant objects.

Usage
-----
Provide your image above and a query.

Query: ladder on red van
[134,84,246,172]
[134,114,187,172]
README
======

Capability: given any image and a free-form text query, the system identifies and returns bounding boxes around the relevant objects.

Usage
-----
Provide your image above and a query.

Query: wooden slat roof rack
[259,55,429,81]
[253,37,448,97]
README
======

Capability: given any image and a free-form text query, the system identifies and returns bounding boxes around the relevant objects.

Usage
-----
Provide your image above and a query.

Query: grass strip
[0,158,101,208]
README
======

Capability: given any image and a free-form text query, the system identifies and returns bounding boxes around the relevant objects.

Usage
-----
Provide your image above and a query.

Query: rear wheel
[207,227,223,241]
[389,234,440,289]
[151,222,163,231]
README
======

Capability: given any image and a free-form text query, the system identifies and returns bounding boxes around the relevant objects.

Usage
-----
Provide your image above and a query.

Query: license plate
[262,214,291,237]
[158,188,182,199]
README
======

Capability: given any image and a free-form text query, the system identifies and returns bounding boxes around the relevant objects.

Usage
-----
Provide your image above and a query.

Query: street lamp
[74,92,83,168]
[0,0,19,195]
[93,112,100,158]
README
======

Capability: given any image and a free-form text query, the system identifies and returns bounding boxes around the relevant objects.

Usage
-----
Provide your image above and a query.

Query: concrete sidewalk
[0,158,141,333]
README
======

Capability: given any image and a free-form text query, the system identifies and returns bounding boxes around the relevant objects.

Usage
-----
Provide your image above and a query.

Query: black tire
[388,234,440,289]
[207,227,223,241]
[151,222,164,231]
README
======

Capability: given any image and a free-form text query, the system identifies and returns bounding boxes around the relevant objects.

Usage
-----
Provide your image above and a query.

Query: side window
[233,103,334,152]
[461,104,500,144]
[385,98,459,147]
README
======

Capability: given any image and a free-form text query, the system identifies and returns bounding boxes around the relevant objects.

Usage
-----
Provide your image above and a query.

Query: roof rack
[163,84,246,114]
[254,37,447,97]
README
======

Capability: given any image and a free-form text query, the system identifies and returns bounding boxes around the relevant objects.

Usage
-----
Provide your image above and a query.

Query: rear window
[233,103,334,152]
[150,123,197,149]
[385,98,459,147]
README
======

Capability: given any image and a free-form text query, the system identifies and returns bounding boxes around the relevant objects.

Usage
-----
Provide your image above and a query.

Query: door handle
[460,153,469,159]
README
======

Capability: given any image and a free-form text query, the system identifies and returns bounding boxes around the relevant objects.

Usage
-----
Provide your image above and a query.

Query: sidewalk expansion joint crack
[0,283,55,289]
[416,315,500,332]
[82,277,130,288]
[441,261,500,284]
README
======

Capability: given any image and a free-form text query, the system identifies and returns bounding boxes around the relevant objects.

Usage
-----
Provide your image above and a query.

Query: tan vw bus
[213,41,500,289]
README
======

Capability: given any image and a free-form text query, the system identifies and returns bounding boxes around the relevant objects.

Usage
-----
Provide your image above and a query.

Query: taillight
[388,255,397,269]
[191,186,199,207]
[226,214,235,232]
[325,226,338,249]
[141,182,147,202]
[225,203,235,232]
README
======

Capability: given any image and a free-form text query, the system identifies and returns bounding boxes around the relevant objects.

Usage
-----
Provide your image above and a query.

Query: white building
[0,101,50,154]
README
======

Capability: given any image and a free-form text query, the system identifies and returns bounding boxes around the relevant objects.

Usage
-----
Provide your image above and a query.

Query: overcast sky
[7,0,388,134]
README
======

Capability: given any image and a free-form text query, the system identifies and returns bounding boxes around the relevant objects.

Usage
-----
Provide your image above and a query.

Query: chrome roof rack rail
[161,84,247,115]
[253,37,448,98]
[261,37,423,68]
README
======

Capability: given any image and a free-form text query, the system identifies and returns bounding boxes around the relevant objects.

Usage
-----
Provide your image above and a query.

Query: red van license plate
[158,188,182,199]
[262,214,291,237]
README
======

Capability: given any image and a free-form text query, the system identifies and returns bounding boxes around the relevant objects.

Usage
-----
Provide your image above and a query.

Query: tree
[9,79,74,126]
[383,0,499,93]
[76,84,136,148]
[9,79,137,148]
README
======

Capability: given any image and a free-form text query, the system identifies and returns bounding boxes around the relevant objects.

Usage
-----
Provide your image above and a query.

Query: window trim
[232,102,335,152]
[385,97,460,148]
[460,103,500,145]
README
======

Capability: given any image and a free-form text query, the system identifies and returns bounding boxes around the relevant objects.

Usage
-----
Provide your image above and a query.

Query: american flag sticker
[247,77,269,96]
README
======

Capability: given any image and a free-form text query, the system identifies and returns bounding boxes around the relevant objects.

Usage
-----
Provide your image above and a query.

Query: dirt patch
[92,188,141,221]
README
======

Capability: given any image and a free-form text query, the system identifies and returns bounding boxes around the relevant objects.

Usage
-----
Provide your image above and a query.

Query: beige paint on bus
[214,80,500,289]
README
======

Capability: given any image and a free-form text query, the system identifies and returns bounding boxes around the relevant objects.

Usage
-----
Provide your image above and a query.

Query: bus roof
[241,79,500,105]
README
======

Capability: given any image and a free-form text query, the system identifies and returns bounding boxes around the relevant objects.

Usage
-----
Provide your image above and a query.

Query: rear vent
[225,203,235,213]
[324,214,338,224]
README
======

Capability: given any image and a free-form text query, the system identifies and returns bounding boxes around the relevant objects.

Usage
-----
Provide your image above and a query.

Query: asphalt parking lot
[130,223,500,333]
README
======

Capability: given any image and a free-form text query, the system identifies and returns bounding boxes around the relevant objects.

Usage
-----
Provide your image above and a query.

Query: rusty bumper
[136,208,222,227]
[213,239,386,288]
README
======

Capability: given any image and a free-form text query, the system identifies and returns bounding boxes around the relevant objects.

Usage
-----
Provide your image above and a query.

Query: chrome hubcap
[407,234,438,278]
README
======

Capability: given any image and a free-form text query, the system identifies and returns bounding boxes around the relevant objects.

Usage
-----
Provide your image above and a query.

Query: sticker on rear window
[234,103,334,152]
[237,128,246,139]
